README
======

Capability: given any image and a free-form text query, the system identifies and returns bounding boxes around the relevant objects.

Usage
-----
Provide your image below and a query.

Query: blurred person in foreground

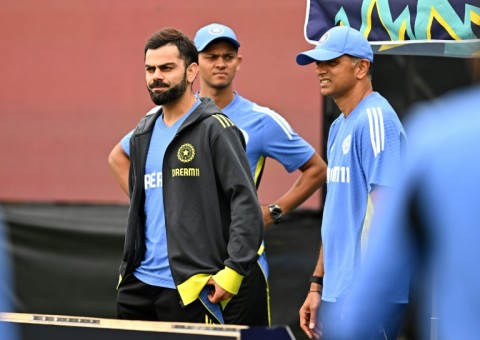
[110,27,266,325]
[339,57,480,340]
[295,26,408,339]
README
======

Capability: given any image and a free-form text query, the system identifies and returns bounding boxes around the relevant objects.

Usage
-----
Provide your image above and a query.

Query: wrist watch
[268,204,283,224]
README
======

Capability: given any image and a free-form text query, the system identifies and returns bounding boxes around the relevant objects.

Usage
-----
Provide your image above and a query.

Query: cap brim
[197,37,240,52]
[296,49,343,65]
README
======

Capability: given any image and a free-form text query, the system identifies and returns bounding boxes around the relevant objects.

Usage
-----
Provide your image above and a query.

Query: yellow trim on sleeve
[177,273,211,306]
[212,114,234,128]
[176,267,244,307]
[212,266,244,296]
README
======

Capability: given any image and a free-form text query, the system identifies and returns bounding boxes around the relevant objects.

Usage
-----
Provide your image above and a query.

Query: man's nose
[153,67,165,79]
[315,62,327,74]
[215,58,227,68]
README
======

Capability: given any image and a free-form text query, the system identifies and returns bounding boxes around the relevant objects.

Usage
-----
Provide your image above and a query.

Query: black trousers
[117,262,269,326]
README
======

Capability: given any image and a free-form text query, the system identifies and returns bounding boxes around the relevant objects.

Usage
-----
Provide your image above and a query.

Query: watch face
[269,204,282,223]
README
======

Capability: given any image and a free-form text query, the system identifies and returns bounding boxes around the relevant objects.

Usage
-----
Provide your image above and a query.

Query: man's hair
[349,55,373,80]
[144,28,198,66]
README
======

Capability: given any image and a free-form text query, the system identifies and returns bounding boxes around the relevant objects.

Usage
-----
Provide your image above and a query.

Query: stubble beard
[148,72,187,105]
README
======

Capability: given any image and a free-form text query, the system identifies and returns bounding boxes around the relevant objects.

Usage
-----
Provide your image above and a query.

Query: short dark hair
[144,28,198,66]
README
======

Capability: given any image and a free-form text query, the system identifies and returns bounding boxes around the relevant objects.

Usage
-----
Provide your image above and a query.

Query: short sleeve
[120,130,135,156]
[260,111,315,173]
[359,107,406,191]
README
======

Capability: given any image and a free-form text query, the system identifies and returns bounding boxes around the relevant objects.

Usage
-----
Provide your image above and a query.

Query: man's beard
[148,72,187,105]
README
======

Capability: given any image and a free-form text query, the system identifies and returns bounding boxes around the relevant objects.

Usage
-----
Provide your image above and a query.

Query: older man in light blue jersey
[296,26,408,339]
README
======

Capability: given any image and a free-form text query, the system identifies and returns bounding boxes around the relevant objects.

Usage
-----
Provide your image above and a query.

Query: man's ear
[187,62,199,83]
[356,59,371,80]
[236,54,243,72]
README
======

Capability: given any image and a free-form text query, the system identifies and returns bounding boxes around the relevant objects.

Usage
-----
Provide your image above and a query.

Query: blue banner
[304,0,480,57]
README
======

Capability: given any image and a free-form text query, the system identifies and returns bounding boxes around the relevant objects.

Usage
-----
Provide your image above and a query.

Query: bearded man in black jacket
[108,27,267,326]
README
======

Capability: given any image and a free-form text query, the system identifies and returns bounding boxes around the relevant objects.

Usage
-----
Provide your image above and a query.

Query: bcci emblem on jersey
[177,143,195,163]
[342,135,352,155]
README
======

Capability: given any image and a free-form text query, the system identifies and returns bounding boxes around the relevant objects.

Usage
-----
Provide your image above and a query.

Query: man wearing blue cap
[194,22,327,326]
[296,26,408,339]
[194,23,326,229]
[195,18,327,313]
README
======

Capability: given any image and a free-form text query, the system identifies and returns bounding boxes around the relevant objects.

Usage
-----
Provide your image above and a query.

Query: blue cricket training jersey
[218,92,315,185]
[321,92,407,302]
[121,101,199,288]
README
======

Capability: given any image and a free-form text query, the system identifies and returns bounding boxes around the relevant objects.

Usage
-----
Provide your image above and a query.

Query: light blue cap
[194,23,240,52]
[296,26,373,65]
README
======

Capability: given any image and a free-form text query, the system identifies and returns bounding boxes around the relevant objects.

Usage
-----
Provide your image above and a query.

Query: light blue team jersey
[221,93,315,185]
[321,92,407,302]
[120,101,199,288]
[221,93,315,280]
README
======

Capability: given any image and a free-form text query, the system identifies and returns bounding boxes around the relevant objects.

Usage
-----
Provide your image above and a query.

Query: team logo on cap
[342,135,352,154]
[318,32,329,45]
[177,143,195,163]
[208,25,225,36]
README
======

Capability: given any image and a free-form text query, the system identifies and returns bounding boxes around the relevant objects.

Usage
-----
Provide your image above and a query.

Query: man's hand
[206,278,234,303]
[299,291,322,339]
